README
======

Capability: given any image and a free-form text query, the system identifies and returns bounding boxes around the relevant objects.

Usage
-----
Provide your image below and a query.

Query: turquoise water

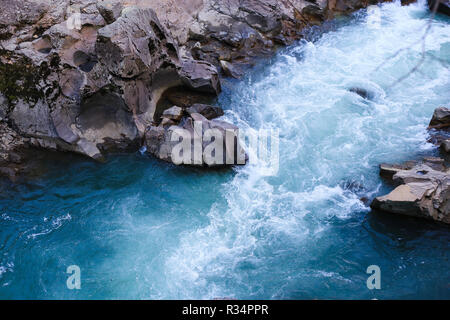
[1,1,450,299]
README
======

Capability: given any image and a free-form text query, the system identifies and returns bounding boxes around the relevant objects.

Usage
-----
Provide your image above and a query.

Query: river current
[0,1,449,299]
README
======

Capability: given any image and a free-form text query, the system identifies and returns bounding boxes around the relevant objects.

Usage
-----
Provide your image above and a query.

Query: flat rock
[371,161,450,224]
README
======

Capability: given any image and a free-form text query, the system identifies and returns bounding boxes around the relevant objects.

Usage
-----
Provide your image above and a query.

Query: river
[0,0,449,299]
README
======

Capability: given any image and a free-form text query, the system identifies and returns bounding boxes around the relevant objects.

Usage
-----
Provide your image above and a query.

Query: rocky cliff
[0,0,382,178]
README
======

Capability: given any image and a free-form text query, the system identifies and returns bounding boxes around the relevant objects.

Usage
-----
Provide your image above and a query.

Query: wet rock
[427,107,450,155]
[163,87,216,108]
[379,161,418,180]
[301,5,326,25]
[327,0,368,15]
[428,107,450,130]
[349,87,373,100]
[186,104,224,120]
[0,122,30,180]
[76,138,103,161]
[441,139,450,153]
[401,0,417,5]
[144,113,246,167]
[371,161,450,224]
[220,60,244,79]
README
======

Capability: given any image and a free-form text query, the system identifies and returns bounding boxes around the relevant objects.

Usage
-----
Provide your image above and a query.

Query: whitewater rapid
[0,0,449,300]
[164,0,450,299]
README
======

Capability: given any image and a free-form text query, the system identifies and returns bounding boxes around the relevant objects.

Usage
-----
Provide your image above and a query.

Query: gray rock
[371,161,450,224]
[186,104,224,120]
[0,0,388,172]
[144,113,246,167]
[220,60,244,79]
[162,106,183,122]
[428,107,450,130]
[441,139,450,153]
[179,58,221,94]
[97,0,123,24]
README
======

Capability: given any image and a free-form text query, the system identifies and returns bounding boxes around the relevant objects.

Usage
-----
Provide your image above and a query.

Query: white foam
[163,2,450,299]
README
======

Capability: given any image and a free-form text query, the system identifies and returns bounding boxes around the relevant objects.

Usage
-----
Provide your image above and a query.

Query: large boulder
[371,160,450,224]
[144,112,246,167]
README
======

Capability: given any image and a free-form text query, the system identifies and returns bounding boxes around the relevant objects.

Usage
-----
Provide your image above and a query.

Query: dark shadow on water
[366,209,449,242]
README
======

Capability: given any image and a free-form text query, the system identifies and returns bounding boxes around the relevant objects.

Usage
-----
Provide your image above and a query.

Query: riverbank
[1,1,449,299]
[0,0,389,179]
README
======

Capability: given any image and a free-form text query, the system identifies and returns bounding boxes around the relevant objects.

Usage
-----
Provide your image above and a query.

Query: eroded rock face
[1,0,386,177]
[186,103,224,120]
[0,1,220,172]
[371,159,450,224]
[0,122,30,179]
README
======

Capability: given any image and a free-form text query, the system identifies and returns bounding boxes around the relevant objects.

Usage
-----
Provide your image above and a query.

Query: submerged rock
[349,87,372,100]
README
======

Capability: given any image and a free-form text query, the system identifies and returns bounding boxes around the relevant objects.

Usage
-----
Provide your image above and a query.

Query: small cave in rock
[77,91,138,151]
[33,35,52,54]
[73,50,98,73]
[154,86,217,123]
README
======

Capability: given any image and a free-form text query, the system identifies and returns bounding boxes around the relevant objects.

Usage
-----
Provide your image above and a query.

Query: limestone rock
[220,60,244,79]
[371,161,450,224]
[186,104,224,120]
[162,106,183,121]
[0,0,388,173]
[144,113,246,167]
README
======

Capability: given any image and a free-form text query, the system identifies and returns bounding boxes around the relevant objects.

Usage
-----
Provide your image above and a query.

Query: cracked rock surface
[1,0,382,178]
